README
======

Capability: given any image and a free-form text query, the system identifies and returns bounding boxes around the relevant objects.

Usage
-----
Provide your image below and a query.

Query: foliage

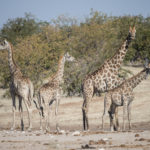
[0,11,150,96]
[0,13,41,44]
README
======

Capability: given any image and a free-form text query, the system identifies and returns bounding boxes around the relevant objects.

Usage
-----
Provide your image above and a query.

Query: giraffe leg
[109,112,115,132]
[102,95,111,131]
[27,108,33,131]
[114,107,120,131]
[85,103,89,131]
[11,103,16,131]
[122,101,128,131]
[18,96,24,131]
[45,114,49,132]
[82,85,93,131]
[27,84,34,131]
[108,104,116,132]
[82,98,90,131]
[23,99,32,131]
[38,96,44,130]
[55,97,60,132]
[40,105,46,131]
[82,100,86,130]
[128,101,132,130]
[45,105,50,132]
[39,110,43,130]
[47,106,51,131]
[10,90,16,131]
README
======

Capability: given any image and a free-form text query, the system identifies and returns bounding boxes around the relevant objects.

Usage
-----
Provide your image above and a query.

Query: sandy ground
[0,66,150,150]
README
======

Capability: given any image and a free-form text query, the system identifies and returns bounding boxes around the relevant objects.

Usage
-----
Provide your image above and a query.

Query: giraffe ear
[132,26,136,32]
[129,26,132,32]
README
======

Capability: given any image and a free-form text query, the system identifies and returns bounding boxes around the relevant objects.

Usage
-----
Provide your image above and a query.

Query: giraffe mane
[8,42,18,68]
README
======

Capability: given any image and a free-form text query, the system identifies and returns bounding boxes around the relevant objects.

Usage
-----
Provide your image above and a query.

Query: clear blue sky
[0,0,150,28]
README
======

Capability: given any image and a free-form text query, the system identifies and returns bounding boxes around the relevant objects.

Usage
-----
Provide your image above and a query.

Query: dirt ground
[0,66,150,150]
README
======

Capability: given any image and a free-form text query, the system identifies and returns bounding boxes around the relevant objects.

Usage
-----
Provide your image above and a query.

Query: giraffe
[82,27,136,130]
[0,40,34,131]
[35,52,75,132]
[102,59,150,131]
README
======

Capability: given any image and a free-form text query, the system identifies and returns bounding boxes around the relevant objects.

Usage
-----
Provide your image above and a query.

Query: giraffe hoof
[45,128,50,133]
[10,127,15,131]
[116,127,120,131]
[40,127,43,131]
[10,128,14,131]
[83,129,90,133]
[56,126,60,133]
[27,128,32,132]
[110,128,114,132]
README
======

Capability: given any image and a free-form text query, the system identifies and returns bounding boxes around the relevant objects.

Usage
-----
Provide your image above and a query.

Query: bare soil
[0,66,150,150]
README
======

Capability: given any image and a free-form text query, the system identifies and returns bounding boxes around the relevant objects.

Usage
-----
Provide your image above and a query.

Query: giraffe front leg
[18,96,24,131]
[38,105,44,131]
[82,93,93,131]
[11,105,16,131]
[45,105,51,132]
[102,108,109,131]
[10,91,16,131]
[122,102,128,131]
[109,113,115,132]
[128,101,132,130]
[109,104,116,132]
[102,94,111,131]
[23,99,32,131]
[28,108,33,131]
[82,83,93,131]
[55,97,60,133]
[45,114,50,132]
[40,111,43,131]
[114,107,120,131]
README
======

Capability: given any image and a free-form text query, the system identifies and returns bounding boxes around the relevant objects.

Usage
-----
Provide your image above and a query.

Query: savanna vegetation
[0,11,150,96]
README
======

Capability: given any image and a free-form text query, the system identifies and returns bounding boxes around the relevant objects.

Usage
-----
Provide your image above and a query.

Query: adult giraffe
[82,27,136,130]
[0,40,34,131]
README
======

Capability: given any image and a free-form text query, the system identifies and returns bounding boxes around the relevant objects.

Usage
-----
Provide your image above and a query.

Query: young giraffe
[0,40,34,131]
[103,60,150,131]
[36,52,75,132]
[82,27,136,130]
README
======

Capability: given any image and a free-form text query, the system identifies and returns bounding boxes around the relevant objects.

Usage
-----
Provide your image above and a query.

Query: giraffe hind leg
[82,99,90,131]
[82,107,86,130]
[82,100,88,130]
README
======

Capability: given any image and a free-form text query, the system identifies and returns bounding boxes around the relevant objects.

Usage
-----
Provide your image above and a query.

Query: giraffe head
[129,26,136,40]
[0,39,10,50]
[64,52,75,62]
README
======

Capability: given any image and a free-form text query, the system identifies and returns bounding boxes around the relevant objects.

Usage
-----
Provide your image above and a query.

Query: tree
[0,13,40,44]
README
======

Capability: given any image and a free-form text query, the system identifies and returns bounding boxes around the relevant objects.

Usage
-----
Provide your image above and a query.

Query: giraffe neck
[7,44,17,74]
[127,69,147,89]
[108,32,133,70]
[54,55,65,84]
